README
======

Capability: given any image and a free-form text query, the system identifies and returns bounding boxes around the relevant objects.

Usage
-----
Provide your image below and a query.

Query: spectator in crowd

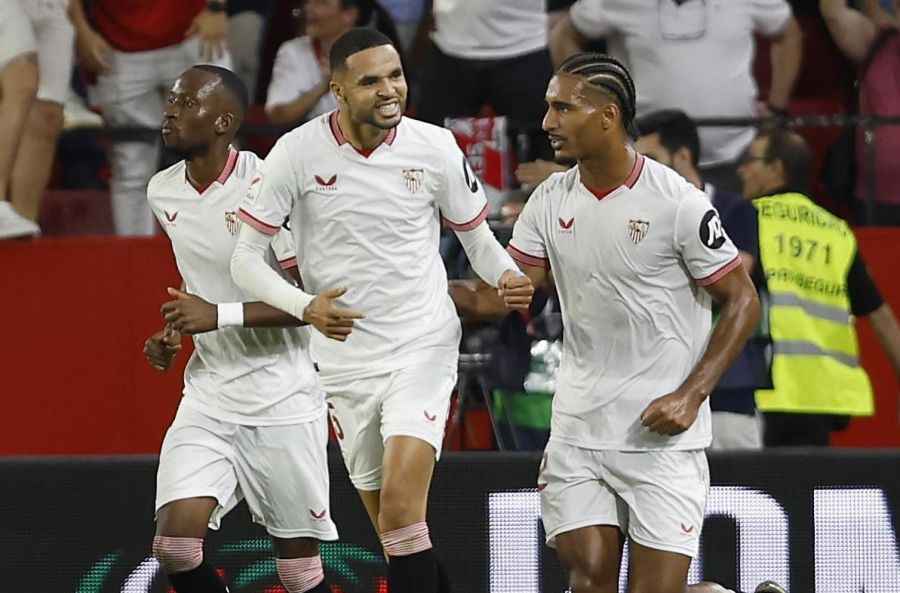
[549,0,803,194]
[414,0,554,161]
[0,0,74,239]
[379,0,427,52]
[739,128,900,446]
[228,0,274,97]
[70,0,232,236]
[820,0,900,225]
[635,109,769,449]
[266,0,401,127]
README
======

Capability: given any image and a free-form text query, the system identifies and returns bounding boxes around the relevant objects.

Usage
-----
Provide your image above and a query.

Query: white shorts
[0,0,74,104]
[155,403,338,541]
[0,0,36,71]
[539,440,709,558]
[323,362,457,491]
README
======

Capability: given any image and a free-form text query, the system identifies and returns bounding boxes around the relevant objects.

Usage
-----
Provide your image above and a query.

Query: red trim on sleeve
[278,256,299,270]
[695,255,742,286]
[443,203,488,232]
[238,208,280,236]
[508,244,549,269]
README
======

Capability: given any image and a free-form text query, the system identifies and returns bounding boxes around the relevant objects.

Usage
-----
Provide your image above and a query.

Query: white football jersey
[148,148,323,425]
[509,155,741,450]
[239,113,489,382]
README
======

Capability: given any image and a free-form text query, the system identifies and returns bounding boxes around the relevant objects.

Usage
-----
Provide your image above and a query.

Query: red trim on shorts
[237,208,280,236]
[508,244,549,268]
[329,111,397,158]
[443,204,488,231]
[695,255,742,286]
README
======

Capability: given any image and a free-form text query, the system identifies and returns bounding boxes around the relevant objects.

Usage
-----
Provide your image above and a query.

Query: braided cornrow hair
[558,52,637,130]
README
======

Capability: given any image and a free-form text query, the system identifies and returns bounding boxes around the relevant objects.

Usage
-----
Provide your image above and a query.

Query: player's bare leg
[272,537,332,593]
[10,98,63,220]
[627,540,692,593]
[357,488,381,535]
[377,435,439,593]
[555,525,625,593]
[154,497,228,593]
[0,55,37,203]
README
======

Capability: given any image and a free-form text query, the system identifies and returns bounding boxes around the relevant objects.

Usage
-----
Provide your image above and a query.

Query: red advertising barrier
[1,231,898,454]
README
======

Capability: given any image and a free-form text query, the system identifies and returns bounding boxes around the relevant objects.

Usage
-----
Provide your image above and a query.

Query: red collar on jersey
[586,152,645,200]
[187,146,239,195]
[329,111,397,158]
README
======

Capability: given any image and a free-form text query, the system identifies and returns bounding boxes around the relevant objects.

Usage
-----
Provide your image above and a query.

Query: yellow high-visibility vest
[753,193,874,416]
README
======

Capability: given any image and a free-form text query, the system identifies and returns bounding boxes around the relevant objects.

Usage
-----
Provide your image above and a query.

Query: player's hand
[161,287,218,335]
[186,9,228,61]
[640,388,704,436]
[498,270,534,312]
[75,26,112,74]
[303,287,365,342]
[143,325,182,371]
[515,159,567,187]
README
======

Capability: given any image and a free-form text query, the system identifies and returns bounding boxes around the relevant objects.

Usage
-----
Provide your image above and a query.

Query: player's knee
[28,100,64,139]
[151,535,203,574]
[561,549,616,593]
[376,491,419,532]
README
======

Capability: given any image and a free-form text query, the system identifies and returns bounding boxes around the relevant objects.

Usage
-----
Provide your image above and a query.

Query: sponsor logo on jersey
[403,168,424,193]
[699,209,726,249]
[424,410,437,422]
[315,174,338,191]
[558,217,574,231]
[627,218,650,244]
[164,210,178,224]
[225,211,239,235]
[681,523,695,534]
[310,508,328,520]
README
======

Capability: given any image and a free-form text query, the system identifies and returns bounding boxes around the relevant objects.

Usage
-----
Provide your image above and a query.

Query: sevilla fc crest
[627,219,650,244]
[403,168,424,193]
[225,211,239,235]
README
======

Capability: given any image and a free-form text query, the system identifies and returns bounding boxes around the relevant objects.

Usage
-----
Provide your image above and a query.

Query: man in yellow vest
[738,128,900,446]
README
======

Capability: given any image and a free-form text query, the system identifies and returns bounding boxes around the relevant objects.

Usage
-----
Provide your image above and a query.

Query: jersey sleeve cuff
[695,255,742,286]
[238,208,281,236]
[443,203,488,232]
[508,244,549,269]
[278,256,299,270]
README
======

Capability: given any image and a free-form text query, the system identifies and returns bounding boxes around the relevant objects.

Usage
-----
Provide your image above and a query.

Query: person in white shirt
[266,0,401,127]
[231,28,534,593]
[508,53,760,593]
[548,0,803,194]
[143,65,336,593]
[415,0,554,161]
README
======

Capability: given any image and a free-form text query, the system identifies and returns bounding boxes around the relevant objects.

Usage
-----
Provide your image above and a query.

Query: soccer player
[230,28,534,593]
[142,65,340,593]
[508,54,761,593]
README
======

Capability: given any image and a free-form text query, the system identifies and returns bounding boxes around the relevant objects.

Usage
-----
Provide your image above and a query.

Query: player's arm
[160,287,307,334]
[549,13,589,68]
[453,222,535,312]
[231,224,363,341]
[69,0,112,73]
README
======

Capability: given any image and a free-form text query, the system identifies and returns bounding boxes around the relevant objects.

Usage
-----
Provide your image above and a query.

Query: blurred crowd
[1,0,899,449]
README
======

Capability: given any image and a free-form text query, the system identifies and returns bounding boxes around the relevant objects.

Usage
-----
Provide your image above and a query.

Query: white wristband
[217,302,244,328]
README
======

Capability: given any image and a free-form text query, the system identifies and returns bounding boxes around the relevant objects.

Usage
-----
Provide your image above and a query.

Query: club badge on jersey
[225,211,239,236]
[402,168,424,194]
[627,218,650,244]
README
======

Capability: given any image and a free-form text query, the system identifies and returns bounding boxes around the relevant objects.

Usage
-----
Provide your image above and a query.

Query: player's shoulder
[232,150,262,179]
[270,113,331,155]
[147,160,187,201]
[397,117,459,153]
[531,166,579,203]
[276,35,313,59]
[638,156,709,208]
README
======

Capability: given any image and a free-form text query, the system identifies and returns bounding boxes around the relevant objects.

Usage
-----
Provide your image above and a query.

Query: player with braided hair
[507,53,761,593]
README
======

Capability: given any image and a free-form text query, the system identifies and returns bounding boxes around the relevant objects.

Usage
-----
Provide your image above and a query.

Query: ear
[673,146,693,170]
[342,6,359,27]
[600,102,619,131]
[215,112,234,135]
[771,159,788,186]
[330,79,345,105]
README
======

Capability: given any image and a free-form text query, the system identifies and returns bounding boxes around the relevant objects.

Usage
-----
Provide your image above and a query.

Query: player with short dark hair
[231,27,535,593]
[143,65,337,593]
[508,53,761,593]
